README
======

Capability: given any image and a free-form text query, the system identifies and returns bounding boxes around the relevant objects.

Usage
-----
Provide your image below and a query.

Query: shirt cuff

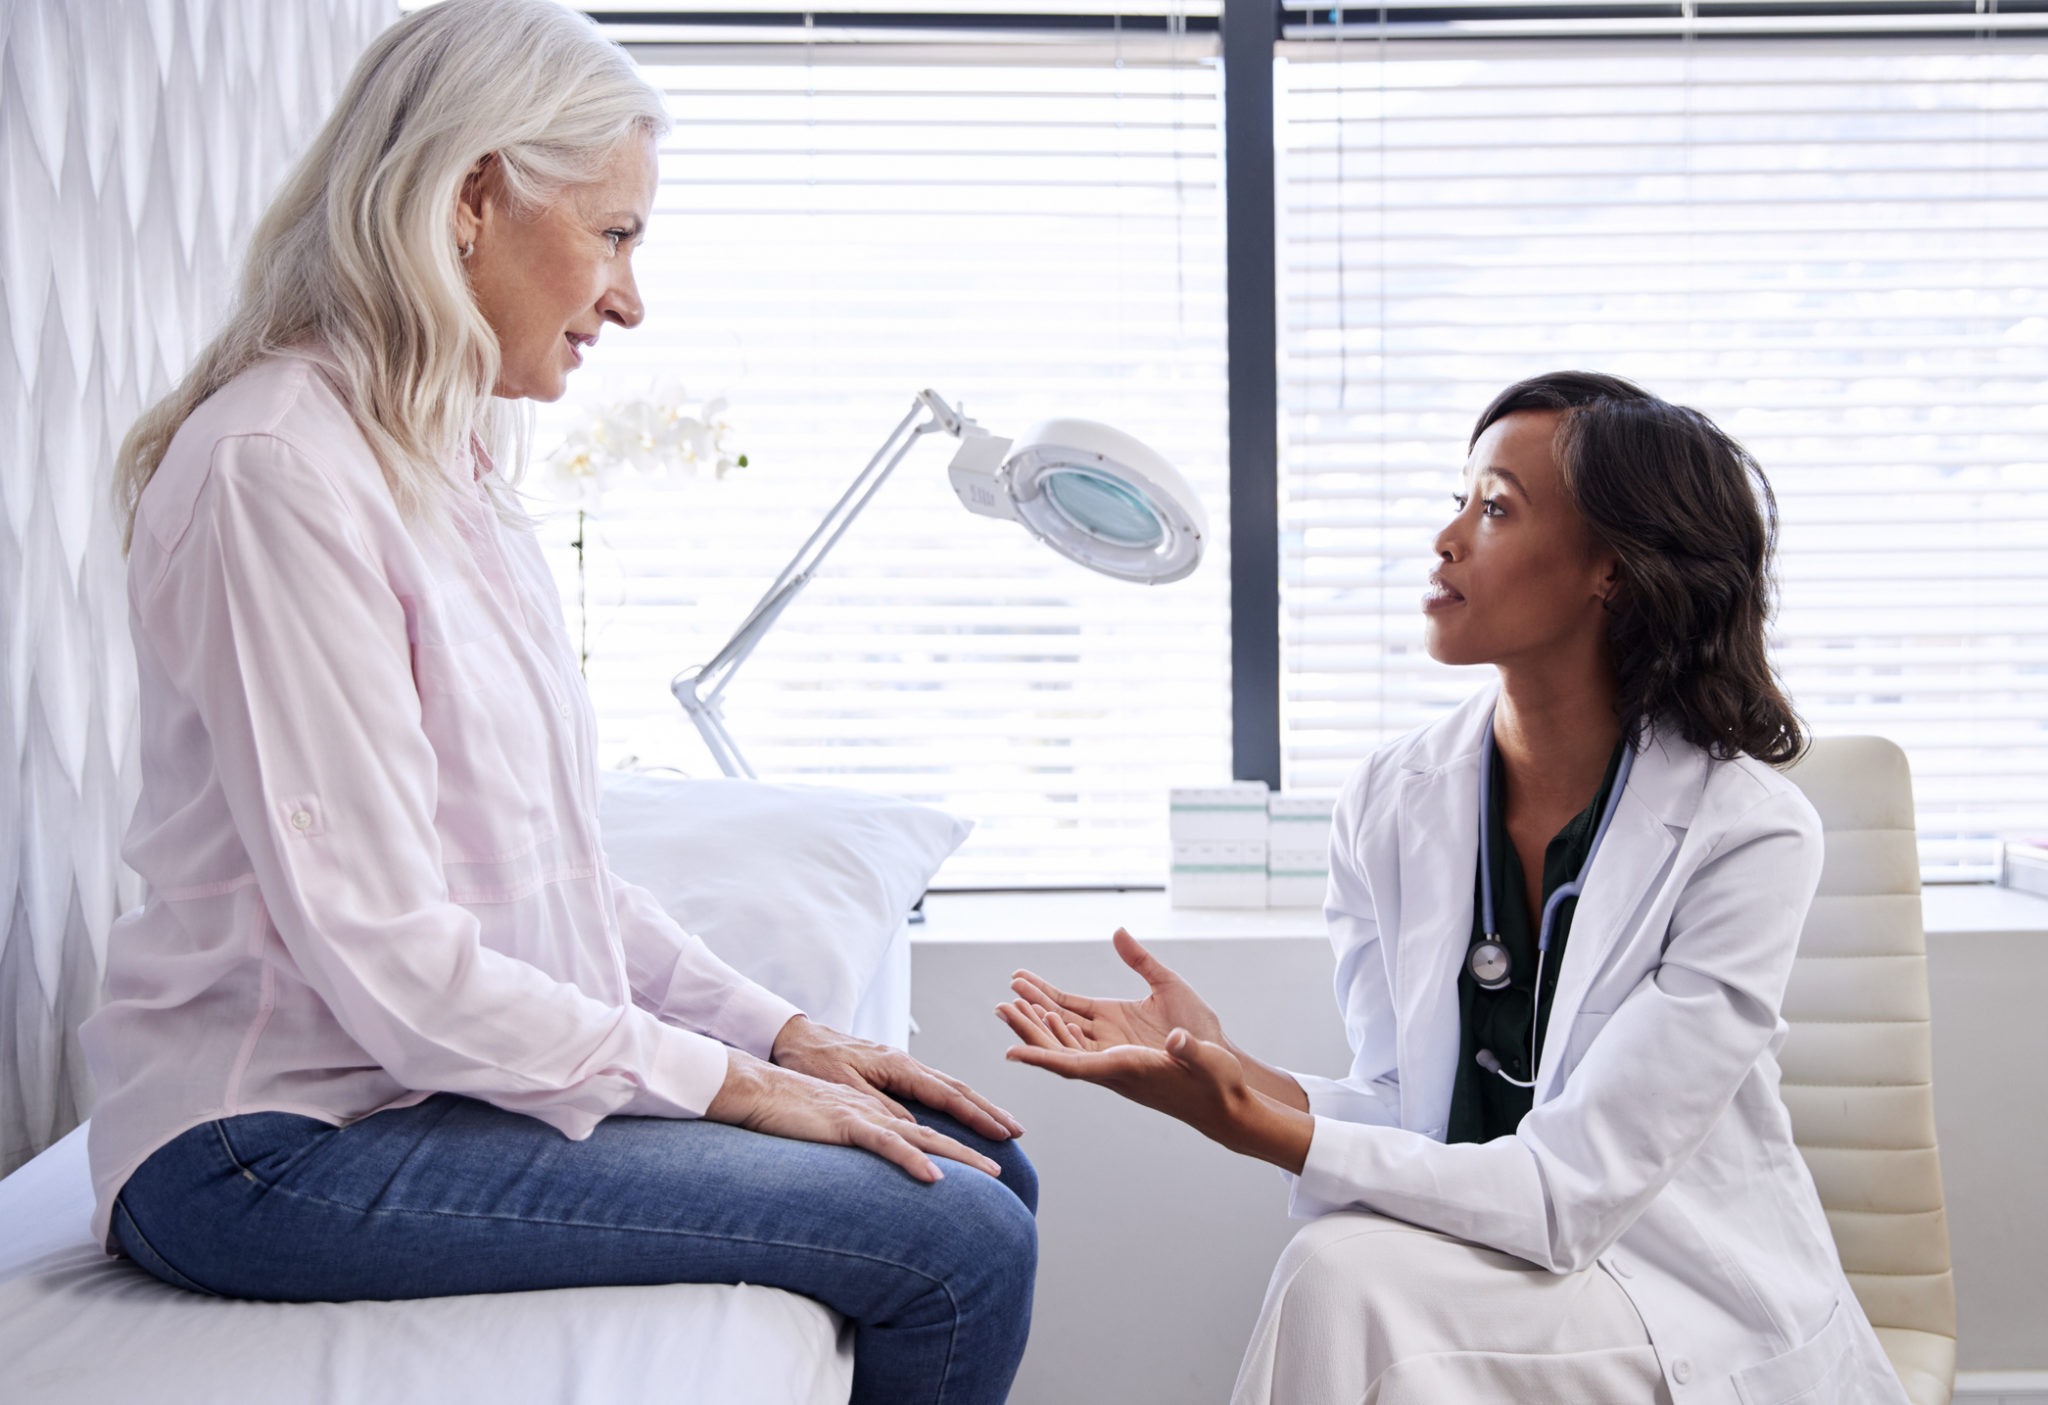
[1286,1114,1375,1220]
[620,1023,734,1120]
[1285,1069,1403,1128]
[707,980,805,1061]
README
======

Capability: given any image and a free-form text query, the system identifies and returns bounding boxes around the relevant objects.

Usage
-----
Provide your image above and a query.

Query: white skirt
[1231,1212,1672,1405]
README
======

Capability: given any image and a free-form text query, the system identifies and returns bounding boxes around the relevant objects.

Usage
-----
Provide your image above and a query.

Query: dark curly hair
[1471,371,1804,765]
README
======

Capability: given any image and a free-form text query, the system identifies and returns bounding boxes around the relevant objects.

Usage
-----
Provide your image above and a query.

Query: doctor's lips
[1423,572,1465,611]
[564,330,597,364]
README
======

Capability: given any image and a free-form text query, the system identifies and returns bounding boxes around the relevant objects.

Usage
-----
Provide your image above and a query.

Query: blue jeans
[113,1094,1038,1405]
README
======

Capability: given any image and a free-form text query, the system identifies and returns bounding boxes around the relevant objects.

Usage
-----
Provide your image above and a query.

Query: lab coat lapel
[1390,741,1483,1135]
[1534,731,1699,1103]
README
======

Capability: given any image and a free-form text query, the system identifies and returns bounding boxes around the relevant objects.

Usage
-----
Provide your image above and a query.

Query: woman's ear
[453,152,497,251]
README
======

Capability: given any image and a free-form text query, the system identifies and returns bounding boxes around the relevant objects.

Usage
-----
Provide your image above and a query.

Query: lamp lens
[1042,467,1164,548]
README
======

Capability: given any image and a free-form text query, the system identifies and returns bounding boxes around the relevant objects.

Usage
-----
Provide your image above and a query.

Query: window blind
[1277,38,2048,878]
[530,36,1230,886]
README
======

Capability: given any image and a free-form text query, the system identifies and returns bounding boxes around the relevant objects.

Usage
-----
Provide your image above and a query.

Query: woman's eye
[1481,497,1505,518]
[1451,492,1468,511]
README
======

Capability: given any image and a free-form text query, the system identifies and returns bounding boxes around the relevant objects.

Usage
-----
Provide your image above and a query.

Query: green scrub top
[1446,736,1627,1145]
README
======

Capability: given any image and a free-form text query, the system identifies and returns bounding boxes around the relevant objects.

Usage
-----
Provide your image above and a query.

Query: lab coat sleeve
[1284,762,1401,1128]
[142,432,734,1130]
[1293,785,1822,1273]
[611,874,803,1057]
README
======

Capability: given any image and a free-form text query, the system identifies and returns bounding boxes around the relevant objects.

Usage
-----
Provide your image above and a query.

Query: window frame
[589,0,2048,881]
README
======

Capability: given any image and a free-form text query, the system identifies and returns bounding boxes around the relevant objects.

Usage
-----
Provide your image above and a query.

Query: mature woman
[999,374,1908,1403]
[80,4,1035,1401]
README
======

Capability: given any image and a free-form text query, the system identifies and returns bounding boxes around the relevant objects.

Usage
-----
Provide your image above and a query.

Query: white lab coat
[1286,686,1908,1405]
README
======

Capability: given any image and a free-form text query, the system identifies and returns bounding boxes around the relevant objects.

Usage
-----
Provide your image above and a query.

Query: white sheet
[0,1124,854,1405]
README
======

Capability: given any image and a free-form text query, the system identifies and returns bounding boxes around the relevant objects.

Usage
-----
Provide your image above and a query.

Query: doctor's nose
[1433,521,1465,564]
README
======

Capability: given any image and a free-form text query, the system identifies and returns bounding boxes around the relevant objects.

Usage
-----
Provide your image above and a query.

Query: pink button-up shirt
[80,351,800,1248]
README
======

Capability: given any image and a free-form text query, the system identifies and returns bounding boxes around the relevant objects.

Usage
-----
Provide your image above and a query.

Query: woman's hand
[1007,929,1311,1112]
[769,1015,1024,1141]
[997,1002,1313,1174]
[1010,928,1226,1054]
[706,1047,1004,1184]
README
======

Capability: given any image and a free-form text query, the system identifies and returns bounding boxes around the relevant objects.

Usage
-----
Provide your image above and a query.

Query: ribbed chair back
[1779,737,1956,1405]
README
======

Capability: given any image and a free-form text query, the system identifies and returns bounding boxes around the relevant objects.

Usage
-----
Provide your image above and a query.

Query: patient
[80,4,1033,1402]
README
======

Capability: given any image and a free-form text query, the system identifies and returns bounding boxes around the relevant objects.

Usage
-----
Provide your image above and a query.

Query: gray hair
[114,0,670,543]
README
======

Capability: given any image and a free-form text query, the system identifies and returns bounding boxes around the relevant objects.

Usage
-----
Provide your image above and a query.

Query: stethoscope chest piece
[1468,938,1513,990]
[1470,704,1638,1086]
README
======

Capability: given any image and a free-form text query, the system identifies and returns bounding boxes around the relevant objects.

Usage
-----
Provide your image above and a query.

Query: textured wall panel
[0,0,395,1176]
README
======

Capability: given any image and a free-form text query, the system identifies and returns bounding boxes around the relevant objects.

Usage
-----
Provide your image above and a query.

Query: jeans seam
[212,1116,272,1186]
[113,1197,222,1297]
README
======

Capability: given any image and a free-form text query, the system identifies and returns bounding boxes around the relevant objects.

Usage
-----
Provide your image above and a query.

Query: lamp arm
[672,389,974,778]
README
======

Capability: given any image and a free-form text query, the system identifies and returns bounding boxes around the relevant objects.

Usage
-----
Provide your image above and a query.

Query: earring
[459,240,475,260]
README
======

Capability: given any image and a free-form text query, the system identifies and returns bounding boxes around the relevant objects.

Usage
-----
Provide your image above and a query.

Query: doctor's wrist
[1224,1090,1314,1175]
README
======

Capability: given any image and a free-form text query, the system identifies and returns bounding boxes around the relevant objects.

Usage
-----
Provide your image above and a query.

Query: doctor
[998,372,1907,1404]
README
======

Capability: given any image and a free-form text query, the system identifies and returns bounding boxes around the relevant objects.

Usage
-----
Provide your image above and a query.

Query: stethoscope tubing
[1473,705,1637,1088]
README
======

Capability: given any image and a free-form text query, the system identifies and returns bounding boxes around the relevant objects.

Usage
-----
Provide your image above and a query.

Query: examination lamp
[672,388,1208,779]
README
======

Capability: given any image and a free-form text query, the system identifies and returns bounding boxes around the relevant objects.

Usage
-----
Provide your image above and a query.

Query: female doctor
[998,372,1908,1404]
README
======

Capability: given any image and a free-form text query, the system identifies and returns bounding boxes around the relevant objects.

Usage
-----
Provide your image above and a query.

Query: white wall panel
[0,0,394,1175]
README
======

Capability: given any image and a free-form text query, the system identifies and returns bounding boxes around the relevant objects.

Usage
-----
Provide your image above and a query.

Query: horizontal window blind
[1280,1,2048,42]
[529,37,1230,886]
[1277,38,2048,878]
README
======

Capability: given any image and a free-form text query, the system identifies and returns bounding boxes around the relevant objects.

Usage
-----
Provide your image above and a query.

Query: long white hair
[114,0,669,544]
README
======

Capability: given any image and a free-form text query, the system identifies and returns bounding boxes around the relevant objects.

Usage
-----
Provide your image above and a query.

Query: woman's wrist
[706,1046,769,1123]
[1227,1038,1312,1113]
[1217,1086,1314,1175]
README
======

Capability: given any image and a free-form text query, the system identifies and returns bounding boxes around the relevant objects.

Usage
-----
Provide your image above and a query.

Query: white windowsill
[915,882,2048,944]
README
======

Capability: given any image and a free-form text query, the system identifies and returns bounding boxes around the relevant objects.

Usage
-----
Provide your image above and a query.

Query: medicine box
[1266,793,1335,852]
[1168,782,1271,843]
[1265,863,1328,910]
[1170,841,1269,909]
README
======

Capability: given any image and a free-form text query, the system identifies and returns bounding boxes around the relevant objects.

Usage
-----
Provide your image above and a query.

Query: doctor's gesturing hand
[998,930,1316,1174]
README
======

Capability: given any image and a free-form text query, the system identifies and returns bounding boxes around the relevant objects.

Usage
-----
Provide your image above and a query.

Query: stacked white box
[1169,841,1270,908]
[1169,782,1269,907]
[1266,792,1336,908]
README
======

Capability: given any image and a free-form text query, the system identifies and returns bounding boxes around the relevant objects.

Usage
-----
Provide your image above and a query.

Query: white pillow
[597,772,971,1031]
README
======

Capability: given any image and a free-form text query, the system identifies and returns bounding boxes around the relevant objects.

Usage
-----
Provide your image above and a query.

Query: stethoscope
[1469,707,1635,1089]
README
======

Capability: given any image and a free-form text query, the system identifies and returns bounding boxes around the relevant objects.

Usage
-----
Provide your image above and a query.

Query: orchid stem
[573,507,588,679]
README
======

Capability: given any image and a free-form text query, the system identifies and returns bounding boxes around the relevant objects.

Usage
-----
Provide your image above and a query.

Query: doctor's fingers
[1004,1042,1164,1086]
[1018,999,1091,1049]
[1112,927,1184,991]
[1010,976,1097,1036]
[998,999,1080,1052]
[1011,968,1099,1019]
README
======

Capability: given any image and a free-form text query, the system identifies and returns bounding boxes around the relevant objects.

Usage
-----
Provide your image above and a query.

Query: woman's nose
[1433,518,1462,563]
[601,267,644,330]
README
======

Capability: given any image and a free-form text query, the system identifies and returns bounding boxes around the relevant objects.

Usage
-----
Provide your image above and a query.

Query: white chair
[1780,736,1957,1405]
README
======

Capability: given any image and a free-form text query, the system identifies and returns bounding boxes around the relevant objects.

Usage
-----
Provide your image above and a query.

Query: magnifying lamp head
[948,417,1207,584]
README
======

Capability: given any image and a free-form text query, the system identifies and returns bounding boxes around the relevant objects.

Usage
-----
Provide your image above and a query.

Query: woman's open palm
[1009,928,1225,1054]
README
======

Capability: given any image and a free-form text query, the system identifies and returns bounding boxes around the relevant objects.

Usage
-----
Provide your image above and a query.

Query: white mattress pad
[0,1124,854,1405]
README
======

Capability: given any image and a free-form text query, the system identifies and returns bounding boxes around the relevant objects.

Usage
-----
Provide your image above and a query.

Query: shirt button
[290,810,314,830]
[1672,1358,1693,1385]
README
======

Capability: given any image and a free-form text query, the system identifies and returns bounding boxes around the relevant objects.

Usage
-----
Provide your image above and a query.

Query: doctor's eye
[604,229,630,253]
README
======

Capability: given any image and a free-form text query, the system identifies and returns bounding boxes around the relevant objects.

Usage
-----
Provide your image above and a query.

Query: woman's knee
[1271,1212,1445,1307]
[939,1171,1038,1312]
[988,1139,1038,1216]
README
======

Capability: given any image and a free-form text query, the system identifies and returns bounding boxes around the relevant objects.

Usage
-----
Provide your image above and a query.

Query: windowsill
[915,882,2048,944]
